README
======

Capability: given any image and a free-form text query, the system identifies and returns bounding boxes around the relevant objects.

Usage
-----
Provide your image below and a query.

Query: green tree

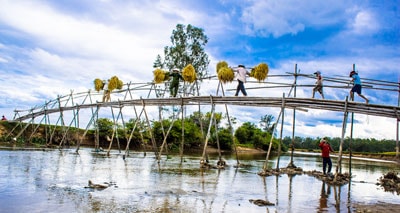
[155,24,210,78]
[260,114,276,135]
[96,118,113,138]
[153,54,164,69]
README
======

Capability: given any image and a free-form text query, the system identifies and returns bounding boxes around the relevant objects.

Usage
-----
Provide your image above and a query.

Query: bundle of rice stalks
[153,69,168,84]
[182,64,196,83]
[251,63,269,81]
[216,61,229,73]
[217,67,234,83]
[108,76,123,91]
[94,78,104,92]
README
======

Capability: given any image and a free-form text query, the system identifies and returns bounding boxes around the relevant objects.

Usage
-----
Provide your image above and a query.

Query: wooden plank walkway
[14,96,400,121]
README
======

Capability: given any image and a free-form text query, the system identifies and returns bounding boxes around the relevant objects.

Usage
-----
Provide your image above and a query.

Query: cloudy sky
[0,0,399,140]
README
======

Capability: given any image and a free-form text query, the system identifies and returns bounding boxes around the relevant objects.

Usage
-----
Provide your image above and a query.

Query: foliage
[154,24,210,80]
[152,118,203,151]
[259,114,275,135]
[96,118,113,138]
[234,122,281,151]
[282,136,398,154]
[215,128,234,150]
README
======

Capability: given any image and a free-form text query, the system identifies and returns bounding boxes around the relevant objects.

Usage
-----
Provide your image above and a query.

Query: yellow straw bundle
[109,76,123,91]
[216,61,228,73]
[251,63,269,81]
[182,64,196,83]
[153,69,167,84]
[217,67,234,83]
[94,78,104,92]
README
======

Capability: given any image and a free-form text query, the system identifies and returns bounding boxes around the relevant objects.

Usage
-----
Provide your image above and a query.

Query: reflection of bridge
[5,67,400,171]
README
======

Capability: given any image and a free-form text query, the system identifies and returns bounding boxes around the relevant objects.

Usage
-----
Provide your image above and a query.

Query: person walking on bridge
[349,71,369,104]
[102,79,111,102]
[312,71,324,99]
[319,137,334,175]
[233,64,250,96]
[169,68,183,97]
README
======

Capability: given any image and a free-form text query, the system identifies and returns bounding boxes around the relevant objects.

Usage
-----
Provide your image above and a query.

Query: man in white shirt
[234,65,250,96]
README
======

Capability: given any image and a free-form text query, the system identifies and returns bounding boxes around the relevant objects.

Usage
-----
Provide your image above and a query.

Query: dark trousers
[235,80,247,96]
[322,157,332,174]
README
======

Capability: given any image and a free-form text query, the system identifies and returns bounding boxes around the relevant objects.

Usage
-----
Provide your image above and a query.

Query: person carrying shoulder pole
[169,68,183,97]
[312,71,324,99]
[233,64,250,96]
[349,70,369,104]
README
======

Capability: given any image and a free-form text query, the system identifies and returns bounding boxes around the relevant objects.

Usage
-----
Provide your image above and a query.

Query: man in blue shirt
[349,71,369,104]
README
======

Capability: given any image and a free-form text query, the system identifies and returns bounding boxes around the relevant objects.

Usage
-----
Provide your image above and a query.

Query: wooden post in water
[334,96,349,181]
[201,96,215,162]
[219,82,240,166]
[142,99,159,158]
[348,64,356,176]
[180,98,185,163]
[397,79,400,159]
[287,64,298,168]
[276,93,285,170]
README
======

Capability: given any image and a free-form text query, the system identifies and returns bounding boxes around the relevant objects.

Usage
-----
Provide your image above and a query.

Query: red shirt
[319,140,333,158]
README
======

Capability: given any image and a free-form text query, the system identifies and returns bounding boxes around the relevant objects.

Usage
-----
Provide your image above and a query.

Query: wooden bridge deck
[14,96,400,121]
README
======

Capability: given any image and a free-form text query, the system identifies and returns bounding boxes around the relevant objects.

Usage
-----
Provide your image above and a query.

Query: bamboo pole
[397,77,400,158]
[141,99,159,158]
[75,106,100,153]
[158,107,182,161]
[334,96,349,181]
[201,96,215,162]
[220,82,240,166]
[180,98,185,164]
[287,64,298,168]
[124,107,145,156]
[276,93,285,170]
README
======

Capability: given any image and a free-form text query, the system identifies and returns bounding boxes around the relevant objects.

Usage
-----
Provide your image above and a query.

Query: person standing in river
[319,137,334,175]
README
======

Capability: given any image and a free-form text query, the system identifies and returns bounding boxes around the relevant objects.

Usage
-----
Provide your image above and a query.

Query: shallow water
[0,148,398,213]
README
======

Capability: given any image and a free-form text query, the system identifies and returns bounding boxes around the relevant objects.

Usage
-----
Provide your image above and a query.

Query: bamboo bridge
[4,65,400,176]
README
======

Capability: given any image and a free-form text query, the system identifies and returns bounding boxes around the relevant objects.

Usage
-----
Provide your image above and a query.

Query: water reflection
[0,149,398,212]
[319,181,330,211]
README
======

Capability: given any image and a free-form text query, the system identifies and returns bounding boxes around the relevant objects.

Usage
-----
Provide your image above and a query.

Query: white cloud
[239,0,350,37]
[350,11,379,34]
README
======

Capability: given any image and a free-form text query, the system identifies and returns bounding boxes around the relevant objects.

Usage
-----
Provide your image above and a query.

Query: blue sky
[0,0,399,140]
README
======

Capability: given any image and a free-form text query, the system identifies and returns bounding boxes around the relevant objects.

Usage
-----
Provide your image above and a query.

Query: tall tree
[153,54,164,69]
[260,114,275,135]
[154,24,210,79]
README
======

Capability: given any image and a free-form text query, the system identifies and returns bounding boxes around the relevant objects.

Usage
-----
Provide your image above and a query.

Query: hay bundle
[182,64,196,83]
[216,61,228,73]
[217,67,234,83]
[94,78,104,92]
[108,76,123,91]
[153,69,169,84]
[251,63,269,81]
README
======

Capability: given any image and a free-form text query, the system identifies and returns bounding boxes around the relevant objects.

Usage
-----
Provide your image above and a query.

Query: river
[0,148,398,212]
